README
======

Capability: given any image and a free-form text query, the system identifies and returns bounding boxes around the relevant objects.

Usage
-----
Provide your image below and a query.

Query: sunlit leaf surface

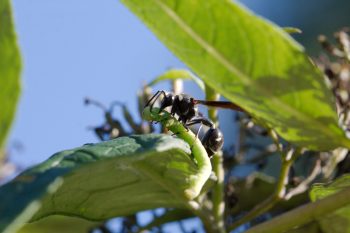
[18,216,100,233]
[0,134,209,233]
[121,0,350,150]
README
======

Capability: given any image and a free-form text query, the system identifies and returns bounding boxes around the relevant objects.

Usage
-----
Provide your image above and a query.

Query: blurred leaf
[232,173,275,214]
[149,69,205,91]
[0,0,21,157]
[285,221,322,233]
[310,175,350,233]
[18,216,100,233]
[120,0,350,150]
[310,175,350,201]
[0,134,209,233]
[283,27,302,34]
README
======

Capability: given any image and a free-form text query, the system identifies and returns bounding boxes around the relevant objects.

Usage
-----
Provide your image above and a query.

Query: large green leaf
[0,0,21,156]
[120,0,350,150]
[0,134,209,233]
[310,175,350,233]
[18,216,100,233]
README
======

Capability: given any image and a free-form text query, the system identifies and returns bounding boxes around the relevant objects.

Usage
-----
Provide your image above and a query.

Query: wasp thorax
[145,90,224,157]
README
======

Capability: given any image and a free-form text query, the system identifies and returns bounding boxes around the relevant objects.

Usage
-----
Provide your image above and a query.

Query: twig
[284,159,321,200]
[227,148,299,232]
[171,79,184,94]
[323,148,348,178]
[267,129,283,152]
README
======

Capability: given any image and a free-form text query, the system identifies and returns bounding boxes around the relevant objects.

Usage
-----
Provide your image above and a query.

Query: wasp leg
[186,117,215,129]
[145,90,167,113]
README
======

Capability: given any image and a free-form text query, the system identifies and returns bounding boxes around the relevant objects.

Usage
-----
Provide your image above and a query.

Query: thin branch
[267,129,283,152]
[323,148,348,178]
[171,79,184,94]
[284,159,321,200]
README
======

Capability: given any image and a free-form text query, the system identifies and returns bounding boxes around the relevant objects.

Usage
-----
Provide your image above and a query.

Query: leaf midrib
[152,0,346,146]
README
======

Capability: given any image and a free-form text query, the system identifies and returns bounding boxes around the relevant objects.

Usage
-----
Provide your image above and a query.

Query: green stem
[211,154,225,233]
[205,85,225,233]
[267,128,282,152]
[227,148,298,232]
[143,106,215,231]
[245,186,350,233]
[143,106,212,199]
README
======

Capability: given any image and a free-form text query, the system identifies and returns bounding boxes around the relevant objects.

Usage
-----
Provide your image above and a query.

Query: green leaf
[283,27,302,34]
[149,69,205,91]
[310,175,350,233]
[120,0,350,150]
[18,216,100,233]
[0,134,210,233]
[0,0,22,156]
[285,222,322,233]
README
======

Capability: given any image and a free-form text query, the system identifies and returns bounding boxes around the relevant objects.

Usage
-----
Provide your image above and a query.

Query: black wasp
[145,90,244,157]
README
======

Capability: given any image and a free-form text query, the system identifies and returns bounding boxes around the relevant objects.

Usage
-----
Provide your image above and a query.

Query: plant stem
[267,128,282,152]
[227,148,298,232]
[205,85,226,233]
[143,106,218,231]
[211,154,225,233]
[245,186,350,233]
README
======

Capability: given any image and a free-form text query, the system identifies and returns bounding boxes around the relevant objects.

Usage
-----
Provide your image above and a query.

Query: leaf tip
[183,189,198,200]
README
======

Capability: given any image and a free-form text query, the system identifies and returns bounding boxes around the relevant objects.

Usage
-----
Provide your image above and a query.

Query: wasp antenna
[144,90,161,108]
[84,97,107,112]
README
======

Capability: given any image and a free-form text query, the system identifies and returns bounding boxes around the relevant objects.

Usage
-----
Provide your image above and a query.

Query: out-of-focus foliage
[18,216,100,233]
[310,175,350,233]
[0,0,21,159]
